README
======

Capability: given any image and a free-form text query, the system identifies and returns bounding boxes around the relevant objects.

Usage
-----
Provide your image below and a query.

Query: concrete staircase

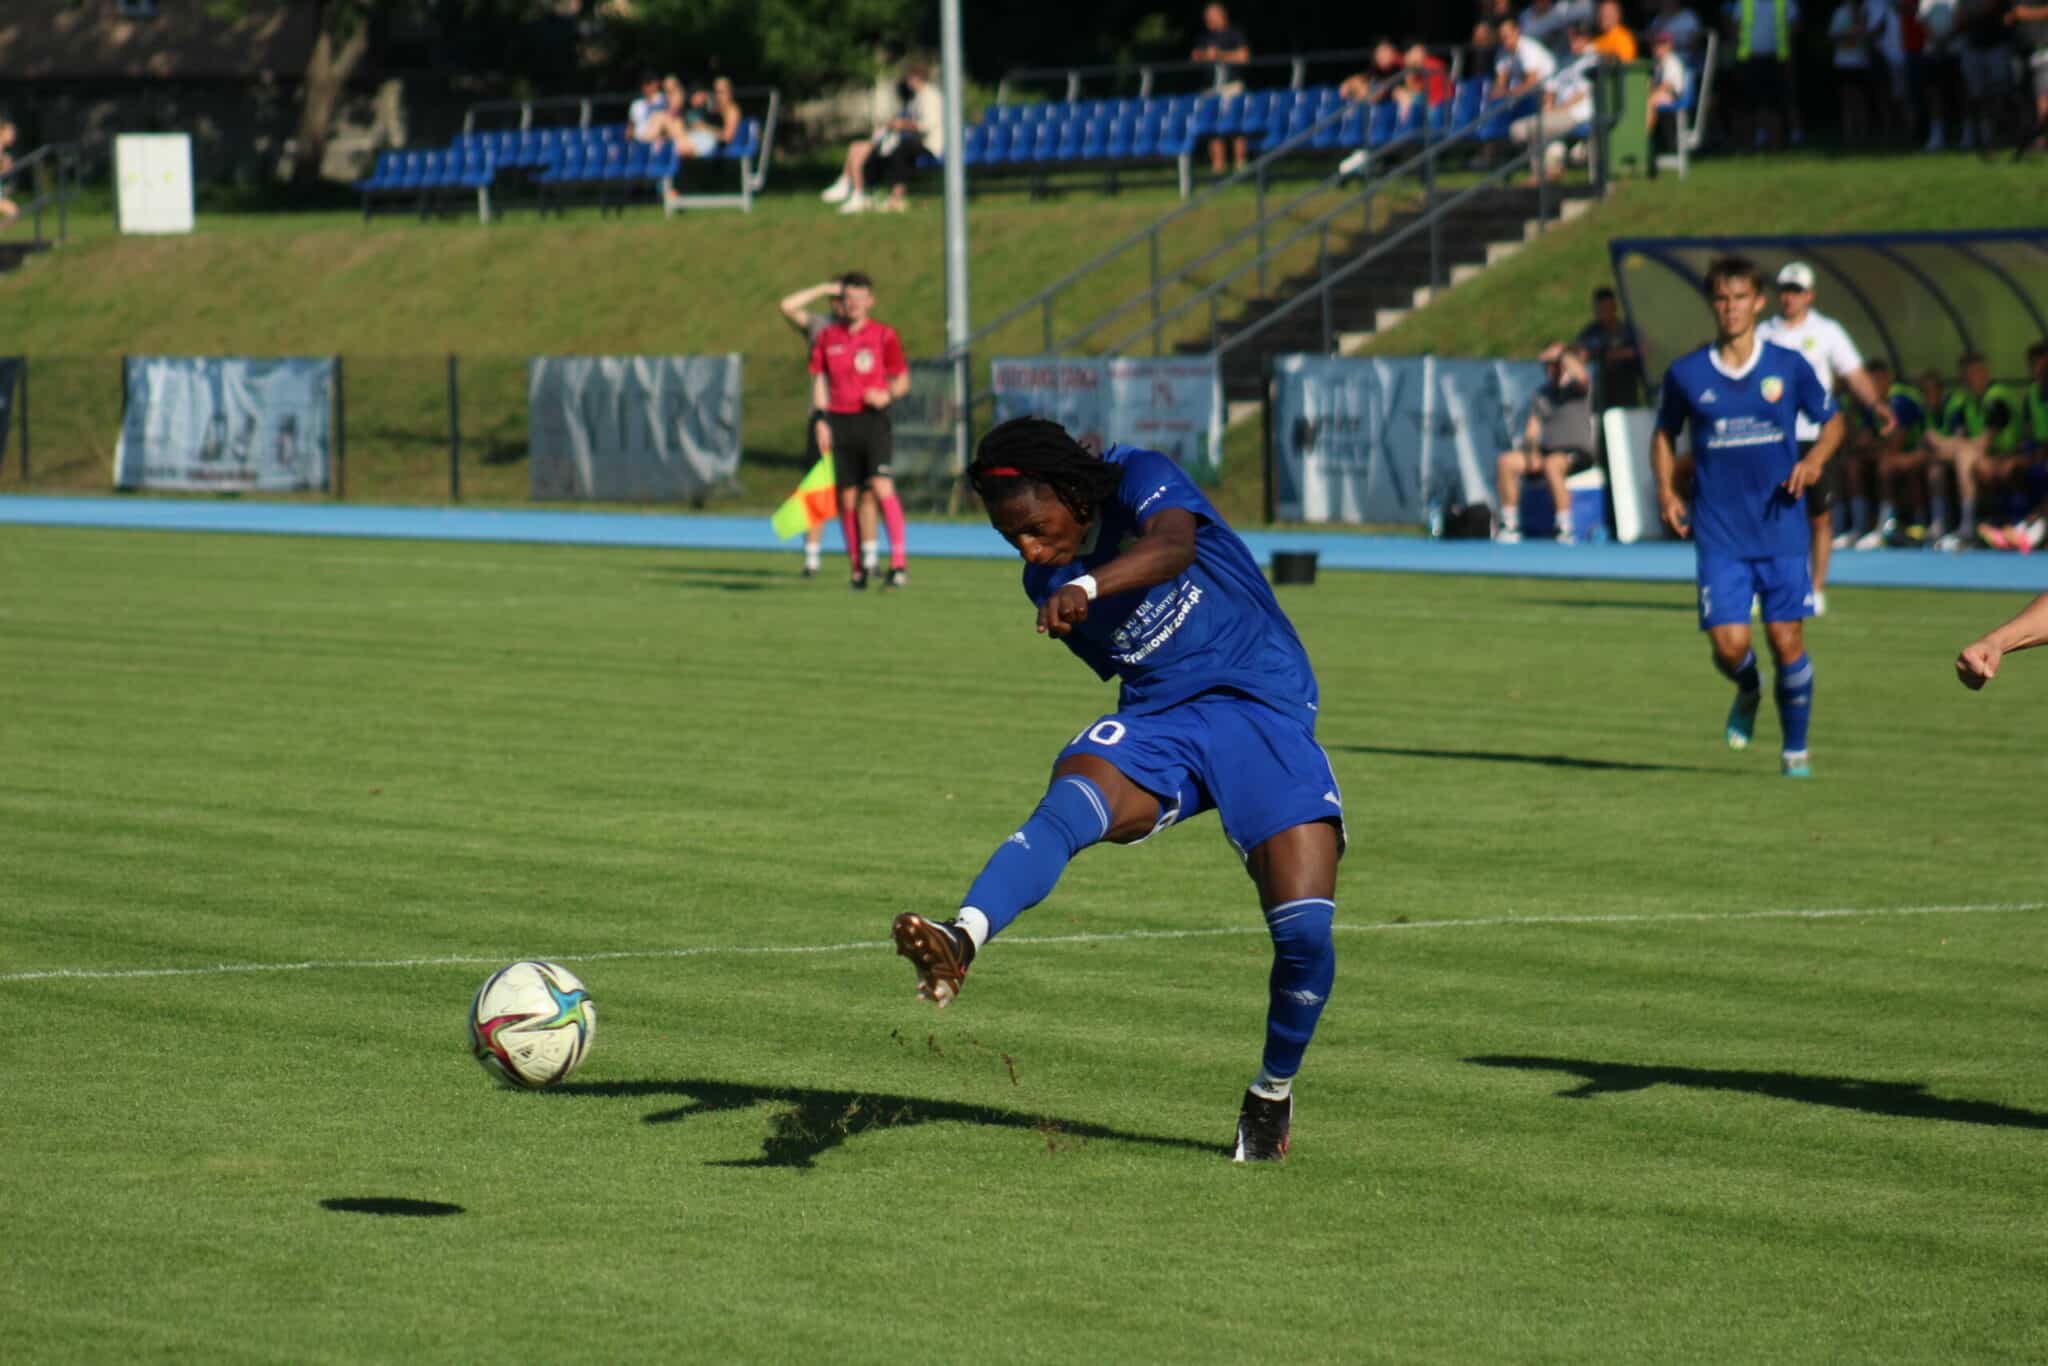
[1185,185,1598,400]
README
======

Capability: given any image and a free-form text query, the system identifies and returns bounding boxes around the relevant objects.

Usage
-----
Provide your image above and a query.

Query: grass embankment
[6,154,2038,523]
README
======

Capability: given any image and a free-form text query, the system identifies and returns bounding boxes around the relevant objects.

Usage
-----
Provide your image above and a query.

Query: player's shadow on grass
[1468,1056,2048,1131]
[319,1197,465,1217]
[640,565,786,591]
[551,1078,1229,1168]
[1335,743,1726,775]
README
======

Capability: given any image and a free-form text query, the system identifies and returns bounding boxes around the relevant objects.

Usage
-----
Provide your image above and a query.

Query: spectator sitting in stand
[1575,286,1644,409]
[673,76,742,159]
[1496,342,1598,544]
[0,122,18,228]
[1648,0,1707,58]
[1339,40,1407,103]
[1494,15,1562,100]
[1646,28,1695,134]
[1396,41,1453,110]
[1192,4,1253,173]
[1592,0,1642,58]
[1510,23,1597,178]
[627,73,669,143]
[1468,20,1503,81]
[822,62,946,214]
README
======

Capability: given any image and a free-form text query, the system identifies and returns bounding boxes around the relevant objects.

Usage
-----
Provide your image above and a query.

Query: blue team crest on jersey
[1761,376,1784,402]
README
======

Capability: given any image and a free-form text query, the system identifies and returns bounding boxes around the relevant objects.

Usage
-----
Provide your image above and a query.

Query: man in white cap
[1757,261,1895,614]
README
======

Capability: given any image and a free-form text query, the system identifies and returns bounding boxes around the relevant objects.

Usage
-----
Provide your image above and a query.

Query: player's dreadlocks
[968,417,1123,525]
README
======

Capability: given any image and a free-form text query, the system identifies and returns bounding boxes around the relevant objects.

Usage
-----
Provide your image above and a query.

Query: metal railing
[997,49,1380,104]
[462,92,637,134]
[1213,110,1597,366]
[6,142,83,246]
[953,57,1476,374]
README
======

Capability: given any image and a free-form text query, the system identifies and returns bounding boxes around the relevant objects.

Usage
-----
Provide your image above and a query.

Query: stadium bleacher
[958,77,1543,198]
[355,99,774,222]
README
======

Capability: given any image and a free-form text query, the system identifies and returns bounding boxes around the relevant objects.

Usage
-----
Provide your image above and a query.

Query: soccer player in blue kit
[890,417,1342,1162]
[1650,256,1844,777]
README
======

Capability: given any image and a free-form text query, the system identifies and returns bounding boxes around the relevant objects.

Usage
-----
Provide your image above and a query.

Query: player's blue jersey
[1020,445,1319,718]
[1655,339,1837,560]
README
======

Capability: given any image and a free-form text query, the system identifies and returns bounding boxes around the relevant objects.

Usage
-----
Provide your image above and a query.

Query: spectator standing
[809,272,913,590]
[1830,0,1884,142]
[1495,343,1598,543]
[1192,4,1253,173]
[1524,0,1593,56]
[1649,0,1708,58]
[1575,286,1645,409]
[1957,0,2017,148]
[1920,0,1969,146]
[1592,1,1642,59]
[1725,0,1806,148]
[2017,1,2048,149]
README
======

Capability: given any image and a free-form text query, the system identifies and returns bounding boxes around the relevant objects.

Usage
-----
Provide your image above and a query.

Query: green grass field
[6,526,2046,1362]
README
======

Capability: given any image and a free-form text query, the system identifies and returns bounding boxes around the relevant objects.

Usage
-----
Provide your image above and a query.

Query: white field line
[2,901,2042,987]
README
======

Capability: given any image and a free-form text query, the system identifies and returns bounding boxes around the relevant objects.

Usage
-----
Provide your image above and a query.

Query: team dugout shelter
[1609,231,2048,388]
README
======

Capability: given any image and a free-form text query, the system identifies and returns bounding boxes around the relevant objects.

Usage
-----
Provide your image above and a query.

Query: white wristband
[1069,573,1099,601]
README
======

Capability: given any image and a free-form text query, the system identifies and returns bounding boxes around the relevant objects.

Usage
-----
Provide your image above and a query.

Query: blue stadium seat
[1030,123,1059,163]
[1055,121,1085,161]
[726,118,762,160]
[1106,116,1135,160]
[1447,77,1487,138]
[962,124,989,166]
[1081,120,1108,160]
[1133,111,1164,158]
[1365,101,1399,148]
[1190,94,1221,136]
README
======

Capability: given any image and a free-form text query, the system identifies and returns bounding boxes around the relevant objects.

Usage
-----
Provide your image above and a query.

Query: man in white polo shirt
[1757,261,1895,615]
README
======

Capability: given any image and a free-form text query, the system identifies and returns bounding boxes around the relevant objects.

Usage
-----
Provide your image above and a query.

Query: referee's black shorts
[826,409,894,490]
[1800,439,1845,518]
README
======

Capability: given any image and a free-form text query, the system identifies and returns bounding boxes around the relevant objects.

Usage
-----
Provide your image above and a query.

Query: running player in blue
[890,417,1342,1162]
[1650,256,1844,777]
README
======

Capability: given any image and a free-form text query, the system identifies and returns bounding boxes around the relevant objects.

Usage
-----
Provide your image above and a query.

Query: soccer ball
[468,960,597,1089]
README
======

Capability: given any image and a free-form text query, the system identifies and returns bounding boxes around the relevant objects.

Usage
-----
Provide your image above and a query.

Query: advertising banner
[528,355,742,501]
[113,357,333,491]
[115,133,196,235]
[891,360,965,505]
[1271,355,1545,524]
[991,356,1222,485]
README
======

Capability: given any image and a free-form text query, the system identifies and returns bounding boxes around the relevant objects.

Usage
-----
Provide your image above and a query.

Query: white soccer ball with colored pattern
[468,960,597,1089]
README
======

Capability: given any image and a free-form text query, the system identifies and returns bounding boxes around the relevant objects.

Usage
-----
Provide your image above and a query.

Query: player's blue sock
[1714,648,1761,694]
[1775,653,1814,754]
[1258,898,1335,1089]
[957,775,1113,943]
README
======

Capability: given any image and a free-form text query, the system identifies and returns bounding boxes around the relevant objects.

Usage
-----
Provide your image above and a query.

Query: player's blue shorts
[1697,551,1812,629]
[1056,688,1346,857]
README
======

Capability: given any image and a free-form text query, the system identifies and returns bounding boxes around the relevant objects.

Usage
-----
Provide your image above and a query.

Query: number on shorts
[1074,719,1125,747]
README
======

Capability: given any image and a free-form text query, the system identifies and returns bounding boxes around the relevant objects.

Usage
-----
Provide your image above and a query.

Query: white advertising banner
[528,355,742,501]
[1271,355,1546,524]
[114,356,333,491]
[115,133,195,235]
[991,356,1223,485]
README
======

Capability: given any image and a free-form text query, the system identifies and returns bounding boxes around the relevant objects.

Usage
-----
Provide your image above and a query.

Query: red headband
[981,466,1022,477]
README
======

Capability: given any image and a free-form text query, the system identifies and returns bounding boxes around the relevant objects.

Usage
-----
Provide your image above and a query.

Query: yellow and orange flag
[770,456,836,540]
